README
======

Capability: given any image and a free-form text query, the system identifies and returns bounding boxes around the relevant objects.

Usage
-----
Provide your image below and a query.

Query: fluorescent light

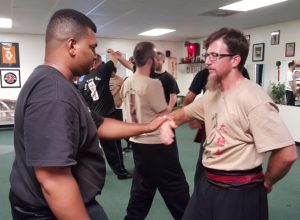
[0,18,12,28]
[139,28,176,36]
[220,0,288,12]
[271,31,280,35]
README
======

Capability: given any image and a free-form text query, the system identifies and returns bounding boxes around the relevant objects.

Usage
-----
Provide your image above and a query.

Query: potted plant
[270,82,285,104]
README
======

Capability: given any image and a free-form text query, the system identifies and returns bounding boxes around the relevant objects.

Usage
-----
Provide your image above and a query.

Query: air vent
[199,9,239,17]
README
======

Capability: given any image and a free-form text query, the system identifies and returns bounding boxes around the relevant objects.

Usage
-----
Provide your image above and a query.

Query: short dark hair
[205,28,249,71]
[156,51,165,61]
[288,60,295,68]
[133,42,156,67]
[46,9,97,43]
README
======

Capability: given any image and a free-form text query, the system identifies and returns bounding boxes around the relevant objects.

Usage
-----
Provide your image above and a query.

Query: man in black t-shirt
[79,54,115,116]
[79,54,132,180]
[151,51,180,112]
[9,9,168,220]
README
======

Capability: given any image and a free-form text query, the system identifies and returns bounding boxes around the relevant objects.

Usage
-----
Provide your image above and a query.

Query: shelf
[177,63,205,74]
[177,62,205,65]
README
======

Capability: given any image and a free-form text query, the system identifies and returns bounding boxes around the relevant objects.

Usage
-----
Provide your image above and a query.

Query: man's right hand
[160,119,177,145]
[147,115,172,132]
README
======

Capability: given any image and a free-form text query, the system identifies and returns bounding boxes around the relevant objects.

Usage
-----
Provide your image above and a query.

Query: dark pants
[114,109,124,152]
[9,190,108,220]
[125,141,190,220]
[100,110,125,173]
[286,90,295,106]
[183,174,268,220]
[194,131,206,187]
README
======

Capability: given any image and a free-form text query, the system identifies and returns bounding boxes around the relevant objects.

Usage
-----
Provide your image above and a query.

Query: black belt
[205,166,264,190]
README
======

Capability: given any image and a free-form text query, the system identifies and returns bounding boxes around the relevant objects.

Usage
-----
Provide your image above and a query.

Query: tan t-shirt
[184,78,294,171]
[109,76,123,108]
[120,74,167,144]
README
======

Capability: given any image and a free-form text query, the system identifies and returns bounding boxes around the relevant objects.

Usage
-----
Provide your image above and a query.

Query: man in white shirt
[285,61,296,105]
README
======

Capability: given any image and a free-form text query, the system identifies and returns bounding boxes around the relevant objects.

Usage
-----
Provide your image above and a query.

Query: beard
[206,74,222,91]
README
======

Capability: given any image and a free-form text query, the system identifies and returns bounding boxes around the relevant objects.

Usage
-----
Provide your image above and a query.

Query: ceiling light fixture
[219,0,288,12]
[271,30,280,35]
[138,28,176,36]
[0,18,12,28]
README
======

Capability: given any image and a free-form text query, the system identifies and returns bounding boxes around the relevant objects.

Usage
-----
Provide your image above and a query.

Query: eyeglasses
[202,52,235,62]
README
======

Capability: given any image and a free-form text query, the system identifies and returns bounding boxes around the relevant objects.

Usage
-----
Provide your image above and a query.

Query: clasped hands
[158,116,177,145]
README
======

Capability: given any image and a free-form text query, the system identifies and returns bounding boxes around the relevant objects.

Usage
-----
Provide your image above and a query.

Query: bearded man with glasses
[160,27,297,220]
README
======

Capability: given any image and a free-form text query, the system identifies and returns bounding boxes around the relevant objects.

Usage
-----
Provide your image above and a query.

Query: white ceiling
[1,0,300,41]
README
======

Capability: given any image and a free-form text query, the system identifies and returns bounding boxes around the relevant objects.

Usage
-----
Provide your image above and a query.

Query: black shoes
[114,169,133,180]
[122,139,132,154]
[122,146,132,154]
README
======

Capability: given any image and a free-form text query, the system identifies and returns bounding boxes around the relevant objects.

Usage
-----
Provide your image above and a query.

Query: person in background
[160,27,297,220]
[285,60,296,106]
[79,53,132,180]
[9,9,168,220]
[151,51,180,112]
[111,49,180,112]
[294,70,300,102]
[109,67,128,156]
[109,67,124,109]
[121,41,190,220]
[107,51,135,153]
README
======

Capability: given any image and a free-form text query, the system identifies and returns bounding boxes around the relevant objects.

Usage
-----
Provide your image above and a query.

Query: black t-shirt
[79,61,115,117]
[10,65,106,207]
[150,71,180,104]
[189,68,209,95]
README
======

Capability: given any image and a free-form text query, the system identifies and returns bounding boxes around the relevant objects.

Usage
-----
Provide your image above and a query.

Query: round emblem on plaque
[4,72,17,84]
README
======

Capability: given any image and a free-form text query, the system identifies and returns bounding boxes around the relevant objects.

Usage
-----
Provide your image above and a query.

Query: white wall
[175,19,300,95]
[0,34,45,99]
[278,105,300,142]
[244,19,300,88]
[1,19,300,99]
[0,33,183,99]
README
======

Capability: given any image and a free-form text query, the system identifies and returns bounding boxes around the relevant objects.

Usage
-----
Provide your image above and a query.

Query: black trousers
[182,174,268,220]
[125,141,190,220]
[100,110,125,173]
[286,90,295,106]
[194,132,206,187]
[114,109,124,152]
